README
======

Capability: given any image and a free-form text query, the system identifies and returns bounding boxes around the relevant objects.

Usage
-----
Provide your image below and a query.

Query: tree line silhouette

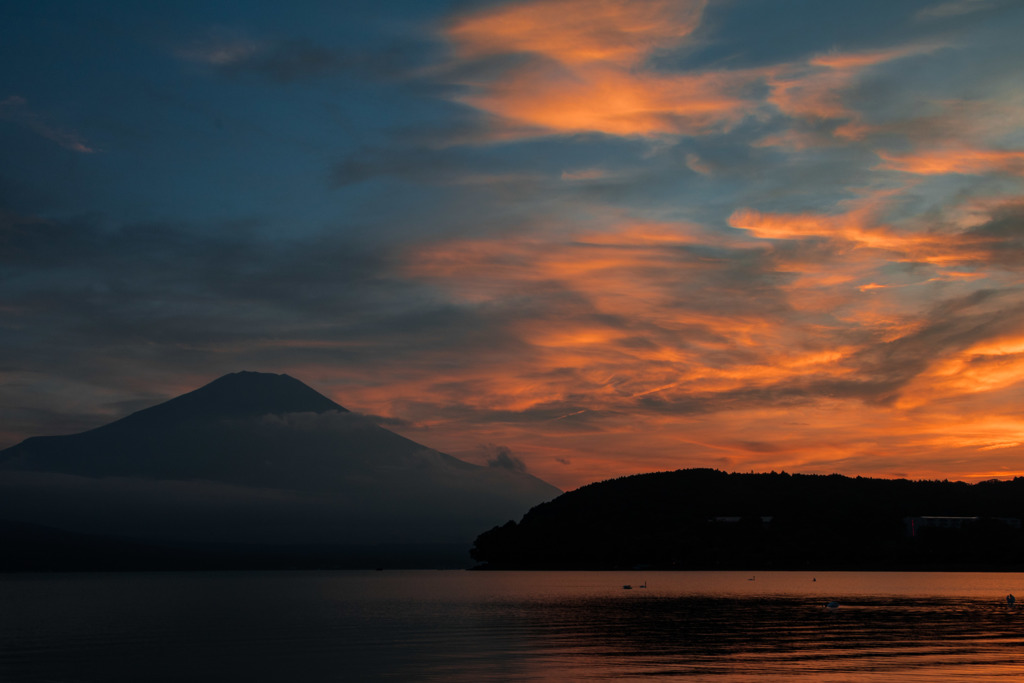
[471,469,1024,570]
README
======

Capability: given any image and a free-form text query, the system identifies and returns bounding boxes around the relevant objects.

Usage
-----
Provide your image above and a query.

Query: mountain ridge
[0,372,561,562]
[0,371,494,483]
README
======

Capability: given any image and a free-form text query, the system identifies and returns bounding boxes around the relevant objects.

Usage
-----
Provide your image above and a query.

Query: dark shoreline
[470,562,1024,572]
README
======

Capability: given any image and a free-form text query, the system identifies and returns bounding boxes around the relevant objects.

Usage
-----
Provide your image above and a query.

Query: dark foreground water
[2,570,1024,681]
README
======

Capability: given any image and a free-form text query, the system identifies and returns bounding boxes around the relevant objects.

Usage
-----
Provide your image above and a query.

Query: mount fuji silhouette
[0,372,560,568]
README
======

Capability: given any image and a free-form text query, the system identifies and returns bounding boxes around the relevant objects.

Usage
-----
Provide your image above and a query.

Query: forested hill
[470,469,1024,570]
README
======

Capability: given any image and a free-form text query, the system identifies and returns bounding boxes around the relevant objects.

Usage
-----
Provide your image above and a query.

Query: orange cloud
[441,0,769,138]
[727,189,1020,275]
[876,147,1024,176]
[398,222,887,432]
[896,329,1024,408]
[304,202,1024,489]
[447,0,705,68]
[727,187,921,250]
[808,45,937,70]
[443,2,948,147]
[451,54,755,138]
[766,44,940,126]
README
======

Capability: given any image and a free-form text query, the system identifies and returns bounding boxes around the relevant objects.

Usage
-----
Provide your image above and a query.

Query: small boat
[623,584,632,590]
[824,601,839,610]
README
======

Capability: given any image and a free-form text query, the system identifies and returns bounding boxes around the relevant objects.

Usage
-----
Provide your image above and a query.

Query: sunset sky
[3,0,1024,490]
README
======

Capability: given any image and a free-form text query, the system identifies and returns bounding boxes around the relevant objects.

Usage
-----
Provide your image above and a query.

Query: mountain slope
[0,372,561,554]
[0,371,480,488]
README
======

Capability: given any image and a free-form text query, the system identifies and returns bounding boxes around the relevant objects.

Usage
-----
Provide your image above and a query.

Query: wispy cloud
[560,168,614,181]
[174,30,420,83]
[876,147,1024,176]
[439,0,952,153]
[175,31,263,66]
[685,153,713,175]
[446,0,707,68]
[383,186,1024,483]
[439,0,767,138]
[0,96,96,153]
[916,0,1003,20]
[762,44,945,147]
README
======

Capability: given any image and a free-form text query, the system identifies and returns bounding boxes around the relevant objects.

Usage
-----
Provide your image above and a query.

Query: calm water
[2,570,1023,681]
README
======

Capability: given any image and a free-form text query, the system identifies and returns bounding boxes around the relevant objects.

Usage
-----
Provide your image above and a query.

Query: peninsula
[471,469,1024,571]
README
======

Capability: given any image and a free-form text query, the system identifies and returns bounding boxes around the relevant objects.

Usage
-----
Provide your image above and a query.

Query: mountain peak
[115,371,347,427]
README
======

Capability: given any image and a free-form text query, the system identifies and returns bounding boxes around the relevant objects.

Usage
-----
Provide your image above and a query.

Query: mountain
[470,469,1024,570]
[0,372,349,481]
[0,372,560,568]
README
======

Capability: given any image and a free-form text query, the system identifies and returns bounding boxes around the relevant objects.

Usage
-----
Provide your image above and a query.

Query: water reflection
[496,594,1024,680]
[1,571,1023,681]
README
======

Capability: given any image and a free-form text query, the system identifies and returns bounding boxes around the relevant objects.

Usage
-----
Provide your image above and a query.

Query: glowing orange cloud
[443,2,946,145]
[457,65,754,137]
[442,0,768,137]
[727,186,921,250]
[877,147,1024,176]
[447,0,706,68]
[326,1,1024,486]
[727,188,1013,272]
[400,224,858,405]
[346,193,1024,490]
[808,45,938,70]
[397,225,844,421]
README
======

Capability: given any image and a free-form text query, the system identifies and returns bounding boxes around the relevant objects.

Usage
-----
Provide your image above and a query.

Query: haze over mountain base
[0,372,560,568]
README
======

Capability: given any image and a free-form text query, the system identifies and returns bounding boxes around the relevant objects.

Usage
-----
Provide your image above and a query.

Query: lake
[2,570,1023,681]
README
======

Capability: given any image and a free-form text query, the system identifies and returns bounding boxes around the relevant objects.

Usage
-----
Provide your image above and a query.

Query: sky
[2,0,1024,491]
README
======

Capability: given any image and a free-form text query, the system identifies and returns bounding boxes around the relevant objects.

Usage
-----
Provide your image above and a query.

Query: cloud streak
[877,147,1024,176]
[440,0,764,138]
[0,96,96,153]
